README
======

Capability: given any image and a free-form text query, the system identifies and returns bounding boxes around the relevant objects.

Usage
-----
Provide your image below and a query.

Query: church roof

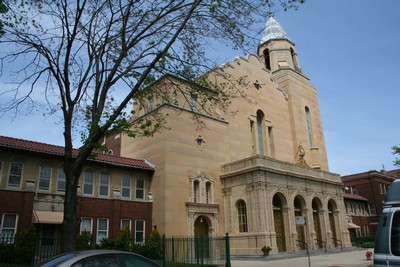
[260,15,291,44]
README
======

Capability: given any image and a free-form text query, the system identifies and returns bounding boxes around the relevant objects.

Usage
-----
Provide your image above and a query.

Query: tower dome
[260,14,291,44]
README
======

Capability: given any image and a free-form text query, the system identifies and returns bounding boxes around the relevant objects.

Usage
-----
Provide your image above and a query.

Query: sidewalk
[231,248,374,267]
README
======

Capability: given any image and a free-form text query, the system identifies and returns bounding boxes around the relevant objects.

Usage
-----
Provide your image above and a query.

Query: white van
[374,179,400,266]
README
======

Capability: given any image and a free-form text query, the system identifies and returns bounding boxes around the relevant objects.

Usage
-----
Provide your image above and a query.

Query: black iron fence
[0,233,231,267]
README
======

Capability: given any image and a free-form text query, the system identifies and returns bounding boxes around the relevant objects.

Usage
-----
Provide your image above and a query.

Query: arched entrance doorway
[312,198,323,249]
[194,216,209,237]
[328,200,338,247]
[273,193,287,252]
[294,196,306,249]
[194,216,210,258]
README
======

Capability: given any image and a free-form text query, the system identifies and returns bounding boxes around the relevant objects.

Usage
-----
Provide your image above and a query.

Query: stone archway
[312,198,324,249]
[294,196,306,249]
[273,193,287,252]
[328,199,338,247]
[194,215,209,237]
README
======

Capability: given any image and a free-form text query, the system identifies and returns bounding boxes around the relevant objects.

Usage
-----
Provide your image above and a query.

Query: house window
[83,169,94,195]
[135,220,145,243]
[0,214,18,237]
[39,163,52,191]
[8,161,23,188]
[136,178,144,200]
[99,172,110,197]
[121,219,131,230]
[237,200,248,233]
[57,167,66,192]
[369,204,376,215]
[96,218,108,243]
[121,175,131,198]
[305,106,314,147]
[80,217,93,234]
[351,186,358,195]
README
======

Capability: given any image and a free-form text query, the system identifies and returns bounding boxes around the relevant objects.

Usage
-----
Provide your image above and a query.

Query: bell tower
[257,14,301,73]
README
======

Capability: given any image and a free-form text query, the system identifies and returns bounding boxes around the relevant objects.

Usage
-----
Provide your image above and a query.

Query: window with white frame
[96,218,108,243]
[121,175,131,198]
[136,178,144,200]
[121,219,131,230]
[8,161,23,188]
[39,162,52,191]
[57,167,66,192]
[99,172,110,197]
[135,220,145,243]
[80,217,93,234]
[0,214,18,237]
[83,169,94,195]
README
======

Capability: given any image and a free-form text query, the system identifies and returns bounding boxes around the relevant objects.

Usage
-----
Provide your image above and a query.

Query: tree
[0,0,8,36]
[0,0,303,252]
[392,145,400,166]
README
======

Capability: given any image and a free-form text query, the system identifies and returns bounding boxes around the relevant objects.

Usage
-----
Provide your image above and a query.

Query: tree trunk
[61,163,82,252]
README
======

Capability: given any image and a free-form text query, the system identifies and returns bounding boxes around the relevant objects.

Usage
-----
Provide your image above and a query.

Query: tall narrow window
[135,220,145,243]
[8,161,23,188]
[193,180,200,203]
[57,167,66,192]
[83,169,94,195]
[121,175,131,198]
[80,218,92,234]
[206,182,212,204]
[0,214,18,237]
[257,110,265,155]
[39,163,52,191]
[237,200,248,232]
[305,107,314,147]
[250,120,257,154]
[96,218,108,243]
[264,49,271,70]
[99,172,110,197]
[136,178,144,199]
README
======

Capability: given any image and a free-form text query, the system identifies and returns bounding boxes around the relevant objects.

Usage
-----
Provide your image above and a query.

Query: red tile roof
[0,136,154,171]
[343,193,368,202]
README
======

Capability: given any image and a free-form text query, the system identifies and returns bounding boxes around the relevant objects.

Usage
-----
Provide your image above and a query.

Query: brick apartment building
[342,169,399,235]
[0,136,155,250]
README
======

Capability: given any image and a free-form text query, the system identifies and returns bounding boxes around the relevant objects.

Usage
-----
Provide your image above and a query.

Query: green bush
[75,231,92,250]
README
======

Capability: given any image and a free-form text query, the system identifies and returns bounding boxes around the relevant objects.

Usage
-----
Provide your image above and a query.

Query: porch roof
[33,211,63,224]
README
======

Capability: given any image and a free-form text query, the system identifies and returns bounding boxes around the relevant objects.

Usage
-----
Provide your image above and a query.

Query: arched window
[257,110,265,155]
[193,180,200,203]
[83,169,94,195]
[237,200,248,232]
[206,182,212,204]
[57,166,66,192]
[264,49,271,71]
[305,106,314,147]
[39,162,52,191]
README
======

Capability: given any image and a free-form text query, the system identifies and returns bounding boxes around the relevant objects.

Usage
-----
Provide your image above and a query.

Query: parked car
[36,250,160,267]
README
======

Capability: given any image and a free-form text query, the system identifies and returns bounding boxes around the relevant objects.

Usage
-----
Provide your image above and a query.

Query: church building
[105,15,351,254]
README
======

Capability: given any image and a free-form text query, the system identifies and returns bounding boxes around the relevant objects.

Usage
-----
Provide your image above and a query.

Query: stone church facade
[105,15,351,254]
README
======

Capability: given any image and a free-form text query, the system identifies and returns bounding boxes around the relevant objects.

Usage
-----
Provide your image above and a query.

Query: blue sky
[1,0,399,175]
